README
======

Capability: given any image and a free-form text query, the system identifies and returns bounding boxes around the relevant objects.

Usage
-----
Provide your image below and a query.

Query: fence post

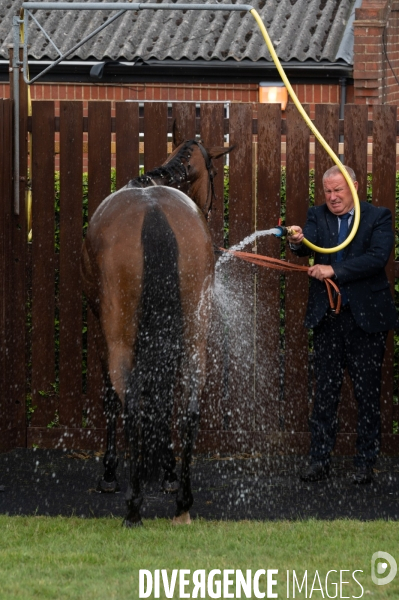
[372,104,397,449]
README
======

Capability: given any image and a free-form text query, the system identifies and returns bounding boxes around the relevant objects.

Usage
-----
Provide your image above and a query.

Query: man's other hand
[308,265,335,280]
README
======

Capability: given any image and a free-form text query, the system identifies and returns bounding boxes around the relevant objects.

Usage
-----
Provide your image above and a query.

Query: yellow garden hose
[250,8,360,255]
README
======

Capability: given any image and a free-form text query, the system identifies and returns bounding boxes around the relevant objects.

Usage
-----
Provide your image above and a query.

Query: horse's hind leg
[87,313,122,494]
[97,374,121,493]
[174,372,201,524]
[162,446,179,494]
[123,375,144,528]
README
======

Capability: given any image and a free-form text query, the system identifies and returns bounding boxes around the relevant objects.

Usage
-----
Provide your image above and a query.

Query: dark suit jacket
[291,201,398,333]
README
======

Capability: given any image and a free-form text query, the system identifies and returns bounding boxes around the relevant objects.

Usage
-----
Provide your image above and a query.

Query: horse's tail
[126,204,184,483]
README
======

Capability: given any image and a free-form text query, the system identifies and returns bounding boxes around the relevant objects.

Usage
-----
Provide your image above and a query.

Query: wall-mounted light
[259,82,288,110]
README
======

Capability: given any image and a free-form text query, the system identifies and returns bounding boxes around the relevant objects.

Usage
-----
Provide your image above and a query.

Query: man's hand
[308,265,335,281]
[287,226,304,245]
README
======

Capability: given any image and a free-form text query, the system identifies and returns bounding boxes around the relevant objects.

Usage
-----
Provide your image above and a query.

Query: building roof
[0,0,359,65]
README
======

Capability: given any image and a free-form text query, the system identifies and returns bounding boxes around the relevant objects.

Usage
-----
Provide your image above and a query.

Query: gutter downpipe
[339,77,347,162]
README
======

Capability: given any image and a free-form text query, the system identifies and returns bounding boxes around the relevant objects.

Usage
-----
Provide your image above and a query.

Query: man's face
[323,173,358,215]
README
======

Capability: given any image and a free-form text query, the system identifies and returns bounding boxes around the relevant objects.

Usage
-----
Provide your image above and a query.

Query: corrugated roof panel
[0,0,357,64]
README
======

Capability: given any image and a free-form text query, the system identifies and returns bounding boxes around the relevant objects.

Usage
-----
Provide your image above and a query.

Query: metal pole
[23,3,253,11]
[12,16,20,215]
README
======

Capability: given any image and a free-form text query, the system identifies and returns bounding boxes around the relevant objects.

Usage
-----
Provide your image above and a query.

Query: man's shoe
[352,466,373,485]
[300,463,330,482]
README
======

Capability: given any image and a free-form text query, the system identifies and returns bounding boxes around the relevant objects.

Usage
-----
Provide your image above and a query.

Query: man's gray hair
[322,165,357,182]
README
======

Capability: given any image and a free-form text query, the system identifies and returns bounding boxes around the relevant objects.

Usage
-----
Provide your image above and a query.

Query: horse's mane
[127,140,194,189]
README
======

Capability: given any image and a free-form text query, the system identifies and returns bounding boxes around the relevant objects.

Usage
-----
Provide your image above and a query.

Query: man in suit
[288,165,398,484]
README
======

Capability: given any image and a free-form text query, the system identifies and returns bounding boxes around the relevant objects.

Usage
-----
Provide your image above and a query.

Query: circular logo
[371,552,397,586]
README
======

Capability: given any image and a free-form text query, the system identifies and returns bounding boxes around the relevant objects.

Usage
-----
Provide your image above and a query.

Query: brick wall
[0,80,342,118]
[385,1,399,105]
[353,0,389,105]
[353,0,399,108]
[0,82,260,108]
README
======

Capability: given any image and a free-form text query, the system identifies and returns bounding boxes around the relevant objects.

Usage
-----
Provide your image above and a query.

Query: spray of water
[216,228,281,267]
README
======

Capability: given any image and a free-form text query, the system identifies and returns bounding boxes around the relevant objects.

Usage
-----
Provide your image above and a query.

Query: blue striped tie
[336,213,350,261]
[336,213,350,304]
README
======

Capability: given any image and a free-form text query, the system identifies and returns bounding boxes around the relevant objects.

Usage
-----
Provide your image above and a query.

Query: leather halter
[127,139,217,220]
[191,140,217,218]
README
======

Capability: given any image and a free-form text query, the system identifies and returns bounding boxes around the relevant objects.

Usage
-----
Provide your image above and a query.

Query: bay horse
[81,135,232,527]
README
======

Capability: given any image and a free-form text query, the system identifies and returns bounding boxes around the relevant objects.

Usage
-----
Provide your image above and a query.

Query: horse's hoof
[162,478,179,494]
[172,512,191,525]
[96,478,121,493]
[123,518,143,528]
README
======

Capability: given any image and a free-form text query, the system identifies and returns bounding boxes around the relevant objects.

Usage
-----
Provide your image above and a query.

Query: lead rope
[219,248,342,315]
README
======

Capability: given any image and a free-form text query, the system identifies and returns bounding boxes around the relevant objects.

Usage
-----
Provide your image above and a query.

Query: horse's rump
[83,187,215,483]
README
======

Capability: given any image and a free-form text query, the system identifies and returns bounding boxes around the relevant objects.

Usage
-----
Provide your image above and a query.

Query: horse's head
[159,127,234,219]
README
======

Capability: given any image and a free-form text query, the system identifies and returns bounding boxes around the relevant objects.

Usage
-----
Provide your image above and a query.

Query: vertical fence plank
[31,101,56,428]
[229,104,254,247]
[116,102,139,189]
[336,104,369,442]
[312,103,341,441]
[0,99,16,450]
[172,103,196,145]
[283,103,310,434]
[167,103,199,435]
[196,103,226,442]
[344,105,368,198]
[226,103,255,435]
[144,102,168,171]
[201,103,225,247]
[314,104,339,206]
[87,102,111,430]
[255,103,282,433]
[197,103,226,439]
[372,104,397,438]
[59,101,83,428]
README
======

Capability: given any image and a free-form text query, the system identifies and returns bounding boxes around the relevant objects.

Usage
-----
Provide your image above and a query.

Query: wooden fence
[0,96,398,456]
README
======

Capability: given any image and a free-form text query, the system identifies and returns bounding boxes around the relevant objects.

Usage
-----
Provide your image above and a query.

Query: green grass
[0,517,398,599]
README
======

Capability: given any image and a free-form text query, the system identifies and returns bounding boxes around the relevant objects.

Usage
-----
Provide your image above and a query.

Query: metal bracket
[20,2,253,86]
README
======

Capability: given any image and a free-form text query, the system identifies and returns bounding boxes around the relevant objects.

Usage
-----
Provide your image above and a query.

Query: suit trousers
[310,307,388,468]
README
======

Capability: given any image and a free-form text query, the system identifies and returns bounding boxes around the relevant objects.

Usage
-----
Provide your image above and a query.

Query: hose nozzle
[273,225,296,238]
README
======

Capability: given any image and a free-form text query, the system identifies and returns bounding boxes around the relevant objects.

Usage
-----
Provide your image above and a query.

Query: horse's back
[84,186,214,290]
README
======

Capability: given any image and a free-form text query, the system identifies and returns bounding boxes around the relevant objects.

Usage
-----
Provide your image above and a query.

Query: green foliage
[46,410,60,429]
[25,394,36,425]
